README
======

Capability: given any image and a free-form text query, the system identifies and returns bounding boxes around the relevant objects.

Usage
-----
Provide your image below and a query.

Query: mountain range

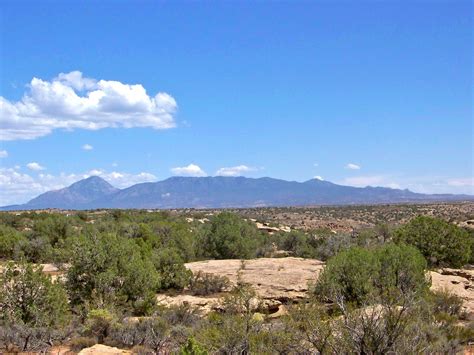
[1,175,472,211]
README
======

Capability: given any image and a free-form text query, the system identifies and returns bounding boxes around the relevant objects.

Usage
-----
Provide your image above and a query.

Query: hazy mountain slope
[90,176,470,209]
[21,176,119,209]
[1,176,472,210]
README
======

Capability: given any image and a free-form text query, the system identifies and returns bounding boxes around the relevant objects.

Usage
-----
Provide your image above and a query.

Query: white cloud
[171,164,207,177]
[82,144,93,151]
[342,175,401,189]
[313,163,319,167]
[0,71,177,140]
[26,162,45,171]
[314,175,324,181]
[0,150,7,158]
[0,167,157,205]
[345,163,361,170]
[447,178,474,187]
[215,165,255,177]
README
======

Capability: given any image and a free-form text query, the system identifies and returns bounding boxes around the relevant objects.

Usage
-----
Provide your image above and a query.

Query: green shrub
[0,262,70,327]
[66,233,160,314]
[394,216,472,268]
[375,243,429,298]
[85,309,116,344]
[152,247,192,291]
[315,244,429,305]
[315,247,378,305]
[0,225,26,259]
[198,212,261,259]
[179,337,208,355]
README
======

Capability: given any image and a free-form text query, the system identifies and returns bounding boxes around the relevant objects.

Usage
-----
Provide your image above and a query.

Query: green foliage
[315,244,429,305]
[152,247,192,291]
[316,246,378,305]
[179,337,208,355]
[375,243,429,298]
[66,232,160,314]
[198,212,261,259]
[394,216,472,268]
[277,230,320,258]
[0,262,70,328]
[85,309,116,344]
[197,282,262,353]
[0,225,26,259]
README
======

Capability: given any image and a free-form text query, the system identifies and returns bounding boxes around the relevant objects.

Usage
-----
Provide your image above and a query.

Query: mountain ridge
[1,176,472,210]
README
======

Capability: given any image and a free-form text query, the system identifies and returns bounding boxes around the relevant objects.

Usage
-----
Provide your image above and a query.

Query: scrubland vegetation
[0,208,473,353]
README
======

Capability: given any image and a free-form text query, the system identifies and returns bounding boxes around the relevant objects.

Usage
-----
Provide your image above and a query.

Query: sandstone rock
[156,257,324,315]
[78,344,131,354]
[185,257,324,302]
[430,269,474,319]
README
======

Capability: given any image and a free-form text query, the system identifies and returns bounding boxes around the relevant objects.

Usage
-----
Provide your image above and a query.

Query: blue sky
[0,1,472,204]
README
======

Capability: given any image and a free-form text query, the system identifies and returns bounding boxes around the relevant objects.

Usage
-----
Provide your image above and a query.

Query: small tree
[0,262,70,351]
[394,216,472,268]
[85,309,116,344]
[198,212,261,259]
[315,244,429,305]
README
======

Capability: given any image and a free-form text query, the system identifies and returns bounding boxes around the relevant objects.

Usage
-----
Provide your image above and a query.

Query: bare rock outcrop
[158,257,324,314]
[78,344,131,354]
[430,268,474,318]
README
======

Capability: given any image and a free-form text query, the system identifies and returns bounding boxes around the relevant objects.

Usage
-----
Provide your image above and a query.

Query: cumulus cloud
[345,163,361,170]
[0,71,177,140]
[171,164,207,177]
[0,167,157,205]
[26,162,45,171]
[314,175,324,181]
[215,165,255,177]
[0,150,7,158]
[82,144,93,151]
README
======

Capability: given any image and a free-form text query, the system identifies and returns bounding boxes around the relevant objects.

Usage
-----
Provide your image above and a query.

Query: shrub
[375,243,429,299]
[198,212,261,259]
[69,336,97,352]
[152,248,192,291]
[0,225,26,260]
[179,336,208,355]
[0,262,71,352]
[66,233,160,314]
[0,262,70,328]
[188,271,230,296]
[85,309,116,344]
[315,244,429,305]
[394,216,472,268]
[315,247,379,305]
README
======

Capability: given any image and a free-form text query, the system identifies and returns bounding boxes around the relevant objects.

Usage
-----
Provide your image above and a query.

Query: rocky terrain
[156,257,474,320]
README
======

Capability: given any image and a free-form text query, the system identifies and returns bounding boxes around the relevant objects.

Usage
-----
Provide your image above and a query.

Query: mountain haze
[22,176,118,210]
[1,176,472,211]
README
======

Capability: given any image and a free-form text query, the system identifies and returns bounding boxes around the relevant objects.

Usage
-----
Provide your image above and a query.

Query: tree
[315,244,429,305]
[66,232,160,314]
[152,247,192,291]
[394,216,472,268]
[0,225,26,260]
[198,212,261,259]
[0,262,70,351]
[85,309,116,344]
[315,247,379,305]
[0,262,69,327]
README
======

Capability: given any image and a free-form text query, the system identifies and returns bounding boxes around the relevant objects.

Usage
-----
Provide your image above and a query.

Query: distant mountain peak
[23,176,119,209]
[1,175,471,211]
